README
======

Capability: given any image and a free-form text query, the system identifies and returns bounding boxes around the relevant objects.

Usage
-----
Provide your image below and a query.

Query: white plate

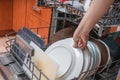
[91,41,101,69]
[78,47,91,80]
[87,41,94,70]
[45,38,84,80]
[84,0,92,11]
[46,44,74,78]
[93,42,101,69]
[86,41,97,76]
[57,6,67,13]
[88,41,97,69]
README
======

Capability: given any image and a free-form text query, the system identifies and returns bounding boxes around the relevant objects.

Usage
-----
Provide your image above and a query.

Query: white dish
[91,41,101,71]
[45,38,84,80]
[78,46,91,80]
[46,44,74,78]
[88,41,97,69]
[86,41,97,76]
[87,41,94,71]
[84,0,92,11]
[93,42,101,69]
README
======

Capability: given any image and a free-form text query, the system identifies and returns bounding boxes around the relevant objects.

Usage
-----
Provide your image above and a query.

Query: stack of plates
[45,38,111,80]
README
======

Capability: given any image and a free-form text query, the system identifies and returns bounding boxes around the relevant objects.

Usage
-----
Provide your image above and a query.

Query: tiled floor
[0,36,15,53]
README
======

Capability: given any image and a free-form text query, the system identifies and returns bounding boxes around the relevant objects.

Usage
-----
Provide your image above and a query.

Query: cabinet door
[13,0,27,32]
[27,14,39,29]
[26,0,52,29]
[0,0,13,31]
[26,0,52,44]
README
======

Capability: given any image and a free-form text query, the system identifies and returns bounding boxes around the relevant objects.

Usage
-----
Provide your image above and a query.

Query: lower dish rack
[0,27,120,80]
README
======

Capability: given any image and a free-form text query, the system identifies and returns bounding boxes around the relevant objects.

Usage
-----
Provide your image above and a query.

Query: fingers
[73,34,79,48]
[78,35,88,49]
[73,33,89,50]
[78,38,85,49]
[73,40,78,48]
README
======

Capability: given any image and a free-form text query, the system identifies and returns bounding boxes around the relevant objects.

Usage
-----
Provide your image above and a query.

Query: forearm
[75,0,115,35]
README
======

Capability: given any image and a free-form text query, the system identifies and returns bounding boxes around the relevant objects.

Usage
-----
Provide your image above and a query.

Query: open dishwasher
[0,0,120,80]
[0,26,119,80]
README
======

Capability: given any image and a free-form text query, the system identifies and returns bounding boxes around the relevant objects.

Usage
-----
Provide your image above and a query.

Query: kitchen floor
[0,36,15,53]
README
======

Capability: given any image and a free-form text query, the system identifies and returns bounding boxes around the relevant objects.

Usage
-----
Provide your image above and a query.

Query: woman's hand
[72,0,114,50]
[73,32,89,50]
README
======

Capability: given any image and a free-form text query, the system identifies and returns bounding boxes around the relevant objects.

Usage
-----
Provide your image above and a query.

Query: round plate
[97,39,111,73]
[88,41,97,69]
[78,47,91,80]
[87,41,98,76]
[45,38,84,80]
[91,42,101,70]
[46,45,74,77]
[87,41,94,71]
[84,0,92,11]
[91,39,110,73]
[94,42,101,68]
[57,6,67,13]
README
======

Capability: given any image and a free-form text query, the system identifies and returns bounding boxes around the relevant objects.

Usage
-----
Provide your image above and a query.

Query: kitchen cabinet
[26,0,52,44]
[13,0,27,32]
[13,0,52,44]
[0,0,13,36]
[0,0,52,44]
